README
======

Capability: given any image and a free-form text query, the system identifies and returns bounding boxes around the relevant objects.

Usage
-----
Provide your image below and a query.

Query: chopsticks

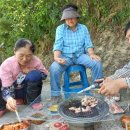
[15,110,21,123]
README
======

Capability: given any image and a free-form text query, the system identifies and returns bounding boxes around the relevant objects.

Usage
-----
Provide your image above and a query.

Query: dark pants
[0,80,6,110]
[15,70,43,104]
[0,70,43,109]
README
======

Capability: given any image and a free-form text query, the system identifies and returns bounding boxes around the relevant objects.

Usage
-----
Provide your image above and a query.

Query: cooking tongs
[77,79,103,94]
[77,83,99,94]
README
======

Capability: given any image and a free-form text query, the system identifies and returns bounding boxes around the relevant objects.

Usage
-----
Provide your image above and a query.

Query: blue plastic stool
[63,65,89,98]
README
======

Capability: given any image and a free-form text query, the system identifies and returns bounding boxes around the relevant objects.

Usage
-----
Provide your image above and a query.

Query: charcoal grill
[58,95,109,124]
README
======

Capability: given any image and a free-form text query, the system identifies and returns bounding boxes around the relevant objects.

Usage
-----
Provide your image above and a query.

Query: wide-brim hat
[61,7,80,21]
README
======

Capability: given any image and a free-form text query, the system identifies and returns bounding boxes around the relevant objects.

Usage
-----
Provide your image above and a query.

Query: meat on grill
[69,96,98,113]
[81,96,98,107]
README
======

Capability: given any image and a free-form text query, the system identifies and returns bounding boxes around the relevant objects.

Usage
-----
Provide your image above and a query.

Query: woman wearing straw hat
[50,4,103,103]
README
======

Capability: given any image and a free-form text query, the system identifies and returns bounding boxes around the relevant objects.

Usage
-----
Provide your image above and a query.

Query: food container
[120,115,130,128]
[29,119,45,125]
[0,113,46,130]
[49,122,69,130]
[48,105,59,112]
[126,121,130,130]
[28,112,47,125]
[0,120,31,130]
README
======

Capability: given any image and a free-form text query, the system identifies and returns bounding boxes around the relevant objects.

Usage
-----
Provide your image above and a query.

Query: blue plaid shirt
[53,23,94,58]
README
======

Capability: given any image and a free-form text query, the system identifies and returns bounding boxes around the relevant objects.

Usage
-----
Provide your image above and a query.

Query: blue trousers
[0,70,43,109]
[50,54,103,97]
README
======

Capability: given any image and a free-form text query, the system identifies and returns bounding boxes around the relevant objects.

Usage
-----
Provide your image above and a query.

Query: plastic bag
[105,97,124,114]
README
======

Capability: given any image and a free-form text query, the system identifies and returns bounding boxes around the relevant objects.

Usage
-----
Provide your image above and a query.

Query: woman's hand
[88,48,101,60]
[89,54,101,60]
[54,51,65,64]
[54,57,66,64]
[6,97,16,111]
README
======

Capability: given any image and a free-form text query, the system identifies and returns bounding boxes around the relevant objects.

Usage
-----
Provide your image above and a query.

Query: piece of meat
[69,107,76,111]
[69,107,81,113]
[69,96,98,114]
[91,103,97,108]
[82,106,91,112]
[81,96,98,107]
[109,102,124,114]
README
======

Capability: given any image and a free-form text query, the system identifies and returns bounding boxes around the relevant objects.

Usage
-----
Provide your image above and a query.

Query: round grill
[58,96,109,123]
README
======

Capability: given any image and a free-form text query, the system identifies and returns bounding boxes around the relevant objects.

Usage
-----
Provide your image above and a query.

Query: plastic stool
[63,65,89,98]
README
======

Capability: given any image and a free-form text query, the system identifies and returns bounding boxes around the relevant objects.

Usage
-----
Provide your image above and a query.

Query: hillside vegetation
[0,0,130,76]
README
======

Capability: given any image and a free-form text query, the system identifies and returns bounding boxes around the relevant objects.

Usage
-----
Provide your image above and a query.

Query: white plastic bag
[105,97,124,114]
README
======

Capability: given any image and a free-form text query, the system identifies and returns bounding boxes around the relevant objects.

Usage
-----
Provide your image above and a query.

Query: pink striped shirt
[0,55,48,87]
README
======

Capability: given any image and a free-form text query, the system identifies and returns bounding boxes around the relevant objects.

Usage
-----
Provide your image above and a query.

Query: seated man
[50,4,103,103]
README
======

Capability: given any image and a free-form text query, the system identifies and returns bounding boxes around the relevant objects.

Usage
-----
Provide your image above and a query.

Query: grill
[58,95,109,124]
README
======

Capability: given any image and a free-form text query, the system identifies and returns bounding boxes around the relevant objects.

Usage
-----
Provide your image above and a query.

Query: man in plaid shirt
[50,4,103,102]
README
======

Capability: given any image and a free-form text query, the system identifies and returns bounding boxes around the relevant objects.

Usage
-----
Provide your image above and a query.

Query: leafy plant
[0,0,129,58]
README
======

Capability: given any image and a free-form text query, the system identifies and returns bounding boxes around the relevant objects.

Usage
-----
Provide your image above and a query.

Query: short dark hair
[61,3,78,12]
[125,21,130,36]
[14,38,35,53]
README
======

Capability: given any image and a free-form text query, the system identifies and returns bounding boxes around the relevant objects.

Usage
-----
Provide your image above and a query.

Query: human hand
[94,78,104,84]
[89,54,101,60]
[6,97,16,111]
[98,77,124,96]
[54,57,66,64]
